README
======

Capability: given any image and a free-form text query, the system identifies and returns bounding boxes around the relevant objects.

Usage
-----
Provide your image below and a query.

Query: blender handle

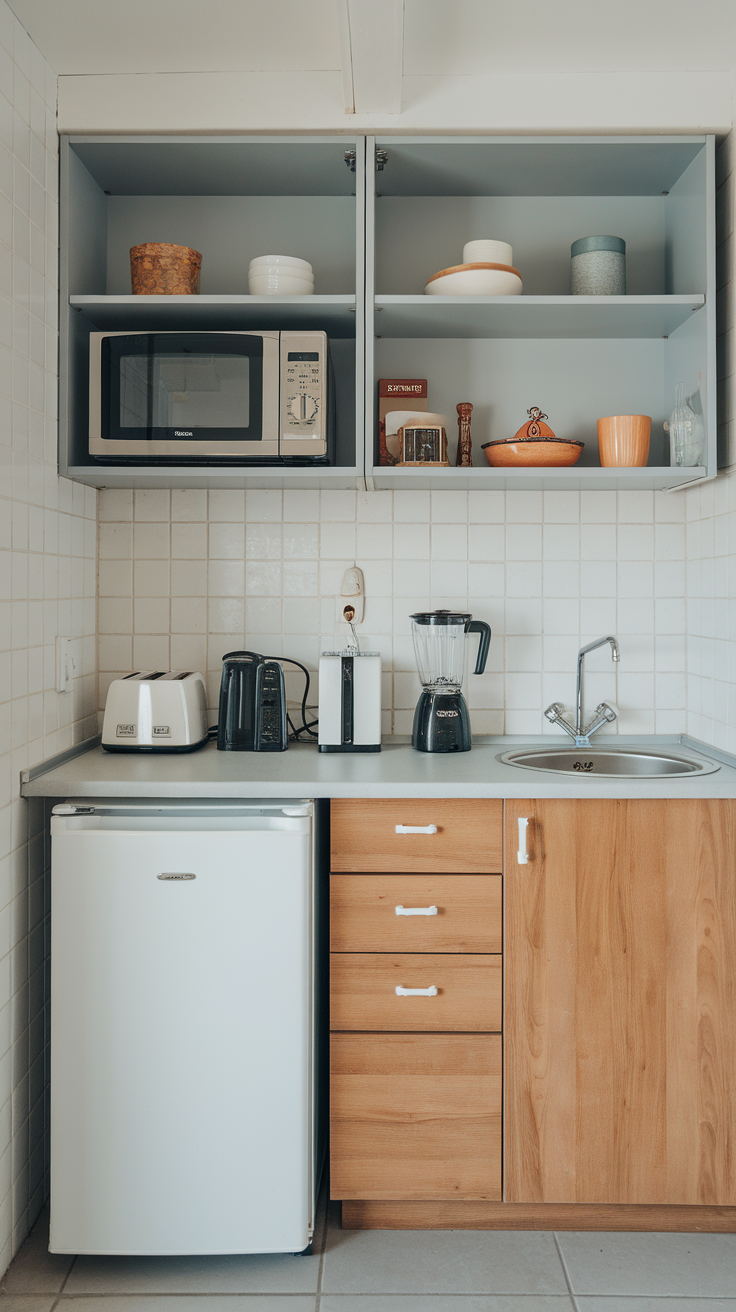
[467,620,491,674]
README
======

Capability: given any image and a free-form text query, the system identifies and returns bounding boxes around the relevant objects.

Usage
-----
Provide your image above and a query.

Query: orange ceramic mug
[596,414,651,467]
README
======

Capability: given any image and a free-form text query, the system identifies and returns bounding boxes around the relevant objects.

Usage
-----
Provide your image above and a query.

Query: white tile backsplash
[98,484,690,737]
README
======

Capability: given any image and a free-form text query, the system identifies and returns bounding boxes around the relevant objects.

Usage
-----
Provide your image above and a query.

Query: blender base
[412,690,473,753]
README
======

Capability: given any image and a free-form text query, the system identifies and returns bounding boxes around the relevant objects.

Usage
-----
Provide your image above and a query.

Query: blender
[410,611,492,752]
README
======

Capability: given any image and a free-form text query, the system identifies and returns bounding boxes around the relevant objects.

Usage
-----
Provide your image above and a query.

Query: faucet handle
[582,702,617,737]
[544,702,565,722]
[594,702,617,723]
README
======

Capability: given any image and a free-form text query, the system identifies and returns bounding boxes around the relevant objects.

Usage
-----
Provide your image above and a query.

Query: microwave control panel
[279,331,327,457]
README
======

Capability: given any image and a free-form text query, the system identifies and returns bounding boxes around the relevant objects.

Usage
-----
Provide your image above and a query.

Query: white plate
[425,267,522,296]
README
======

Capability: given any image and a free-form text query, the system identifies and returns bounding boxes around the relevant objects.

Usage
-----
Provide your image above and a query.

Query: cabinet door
[331,953,502,1031]
[505,799,736,1205]
[331,1033,502,1200]
[331,799,502,872]
[330,874,502,953]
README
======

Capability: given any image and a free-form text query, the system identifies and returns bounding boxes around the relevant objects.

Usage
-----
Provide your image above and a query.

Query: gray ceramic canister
[571,235,626,295]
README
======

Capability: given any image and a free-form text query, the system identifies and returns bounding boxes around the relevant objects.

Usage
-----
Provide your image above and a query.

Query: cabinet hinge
[375,148,388,172]
[343,150,356,173]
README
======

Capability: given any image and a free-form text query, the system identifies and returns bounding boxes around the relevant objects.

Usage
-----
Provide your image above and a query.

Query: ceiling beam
[337,0,404,116]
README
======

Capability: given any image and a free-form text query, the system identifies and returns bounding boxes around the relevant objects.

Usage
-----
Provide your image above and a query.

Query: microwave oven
[88,329,333,463]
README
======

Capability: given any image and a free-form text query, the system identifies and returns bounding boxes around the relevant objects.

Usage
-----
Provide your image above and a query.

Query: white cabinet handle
[395,905,438,916]
[395,985,438,997]
[517,816,530,865]
[395,824,437,834]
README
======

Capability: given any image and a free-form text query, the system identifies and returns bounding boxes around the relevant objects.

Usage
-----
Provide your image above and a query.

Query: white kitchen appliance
[101,670,209,752]
[89,329,332,463]
[50,799,321,1255]
[318,649,382,752]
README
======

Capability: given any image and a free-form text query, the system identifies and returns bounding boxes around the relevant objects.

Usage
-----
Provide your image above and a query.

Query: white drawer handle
[395,905,438,916]
[395,985,438,997]
[517,816,530,865]
[395,824,438,834]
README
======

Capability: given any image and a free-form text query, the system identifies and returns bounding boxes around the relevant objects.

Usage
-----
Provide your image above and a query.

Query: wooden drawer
[330,952,502,1031]
[330,799,502,873]
[330,874,502,953]
[330,1032,502,1200]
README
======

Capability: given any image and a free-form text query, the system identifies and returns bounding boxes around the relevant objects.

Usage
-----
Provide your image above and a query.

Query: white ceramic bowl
[250,268,314,286]
[424,263,522,296]
[463,239,513,266]
[249,254,313,275]
[248,273,315,296]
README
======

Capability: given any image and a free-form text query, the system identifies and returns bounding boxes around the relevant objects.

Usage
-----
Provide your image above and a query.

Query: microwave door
[89,331,280,461]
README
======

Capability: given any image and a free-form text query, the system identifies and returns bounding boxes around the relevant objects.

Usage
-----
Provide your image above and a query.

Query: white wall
[0,0,96,1267]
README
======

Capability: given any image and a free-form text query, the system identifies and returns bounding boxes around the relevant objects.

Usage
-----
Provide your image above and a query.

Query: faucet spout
[576,636,620,737]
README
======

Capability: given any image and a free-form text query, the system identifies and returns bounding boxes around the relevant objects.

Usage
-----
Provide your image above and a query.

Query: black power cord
[265,656,318,743]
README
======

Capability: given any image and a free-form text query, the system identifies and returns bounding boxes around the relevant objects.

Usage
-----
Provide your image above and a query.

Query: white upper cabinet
[366,135,716,491]
[59,133,715,491]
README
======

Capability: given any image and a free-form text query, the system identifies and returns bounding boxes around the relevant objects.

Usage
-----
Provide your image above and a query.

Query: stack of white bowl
[248,255,314,296]
[424,239,522,296]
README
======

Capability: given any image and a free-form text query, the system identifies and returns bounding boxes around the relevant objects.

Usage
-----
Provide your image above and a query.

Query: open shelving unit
[365,135,716,493]
[59,135,366,489]
[58,134,716,493]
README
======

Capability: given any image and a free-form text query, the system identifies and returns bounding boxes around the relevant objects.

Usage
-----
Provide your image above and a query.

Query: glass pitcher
[410,611,491,691]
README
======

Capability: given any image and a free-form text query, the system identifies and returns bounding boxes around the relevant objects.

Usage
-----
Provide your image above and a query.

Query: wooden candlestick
[456,402,473,466]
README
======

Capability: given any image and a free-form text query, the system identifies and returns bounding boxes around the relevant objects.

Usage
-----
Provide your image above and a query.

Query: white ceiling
[8,0,736,77]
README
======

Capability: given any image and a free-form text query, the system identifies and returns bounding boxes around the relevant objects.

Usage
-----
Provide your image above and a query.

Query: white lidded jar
[571,235,626,295]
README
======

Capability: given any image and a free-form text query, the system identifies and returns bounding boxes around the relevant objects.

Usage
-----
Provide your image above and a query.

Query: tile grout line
[553,1231,582,1312]
[313,1195,327,1312]
[48,1251,77,1311]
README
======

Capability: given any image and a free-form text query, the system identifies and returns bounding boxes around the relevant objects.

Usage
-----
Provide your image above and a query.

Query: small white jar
[463,239,513,267]
[571,235,626,295]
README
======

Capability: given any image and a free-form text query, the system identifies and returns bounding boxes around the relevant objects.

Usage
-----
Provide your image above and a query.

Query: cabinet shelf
[63,464,364,490]
[373,295,705,340]
[369,465,707,492]
[70,294,358,337]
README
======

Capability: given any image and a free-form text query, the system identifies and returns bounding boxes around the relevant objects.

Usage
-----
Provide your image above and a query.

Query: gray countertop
[19,734,736,800]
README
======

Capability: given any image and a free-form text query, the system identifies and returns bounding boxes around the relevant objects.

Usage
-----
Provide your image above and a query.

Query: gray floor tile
[60,1300,316,1312]
[322,1298,575,1312]
[558,1231,736,1297]
[1,1213,74,1294]
[0,1299,56,1312]
[321,1229,569,1295]
[64,1250,320,1296]
[578,1300,736,1312]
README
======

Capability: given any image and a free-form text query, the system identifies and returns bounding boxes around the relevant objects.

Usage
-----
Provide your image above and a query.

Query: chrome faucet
[545,635,620,747]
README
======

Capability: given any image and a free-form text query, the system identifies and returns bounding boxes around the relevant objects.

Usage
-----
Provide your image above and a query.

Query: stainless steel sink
[497,747,720,778]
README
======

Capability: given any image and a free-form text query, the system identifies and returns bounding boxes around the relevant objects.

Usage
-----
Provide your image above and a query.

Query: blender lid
[410,610,472,625]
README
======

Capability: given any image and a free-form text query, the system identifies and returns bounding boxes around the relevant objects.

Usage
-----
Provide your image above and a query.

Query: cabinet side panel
[665,800,736,1204]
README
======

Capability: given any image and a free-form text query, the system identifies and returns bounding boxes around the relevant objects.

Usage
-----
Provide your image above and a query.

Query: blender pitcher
[410,610,491,752]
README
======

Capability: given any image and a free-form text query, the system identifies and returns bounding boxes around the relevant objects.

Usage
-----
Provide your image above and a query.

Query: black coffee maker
[410,611,491,753]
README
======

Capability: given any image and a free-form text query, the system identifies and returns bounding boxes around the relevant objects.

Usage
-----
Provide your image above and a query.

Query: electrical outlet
[335,565,365,627]
[56,637,75,693]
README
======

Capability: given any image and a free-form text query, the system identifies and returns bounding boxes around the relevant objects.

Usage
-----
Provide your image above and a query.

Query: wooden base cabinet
[505,799,736,1207]
[330,797,736,1230]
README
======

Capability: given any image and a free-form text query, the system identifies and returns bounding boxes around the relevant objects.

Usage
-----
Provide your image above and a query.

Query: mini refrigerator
[50,799,320,1255]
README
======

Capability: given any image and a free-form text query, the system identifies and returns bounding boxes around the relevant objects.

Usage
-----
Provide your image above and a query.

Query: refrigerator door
[50,808,312,1255]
